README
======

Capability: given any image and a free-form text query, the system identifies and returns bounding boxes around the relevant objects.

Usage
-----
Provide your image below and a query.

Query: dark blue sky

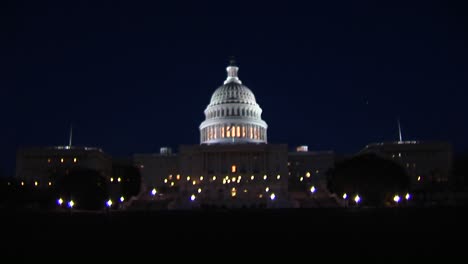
[1,0,467,176]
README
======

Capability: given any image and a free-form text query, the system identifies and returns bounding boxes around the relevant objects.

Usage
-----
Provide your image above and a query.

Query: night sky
[1,0,467,176]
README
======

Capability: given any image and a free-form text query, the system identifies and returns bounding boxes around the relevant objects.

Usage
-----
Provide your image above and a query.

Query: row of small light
[341,192,411,205]
[57,196,126,209]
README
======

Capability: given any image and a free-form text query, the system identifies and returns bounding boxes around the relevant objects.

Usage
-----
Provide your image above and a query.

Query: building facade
[360,141,453,190]
[15,146,112,188]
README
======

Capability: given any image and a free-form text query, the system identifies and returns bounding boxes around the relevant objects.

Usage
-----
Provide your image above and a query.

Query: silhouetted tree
[55,168,108,210]
[453,153,468,190]
[327,153,410,206]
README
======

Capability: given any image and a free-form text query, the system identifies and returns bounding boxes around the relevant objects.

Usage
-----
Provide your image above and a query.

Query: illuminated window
[231,187,237,197]
[73,157,77,163]
[242,126,246,137]
[226,126,231,138]
[60,158,64,163]
[306,172,311,178]
[231,165,237,173]
[236,126,240,138]
[221,127,225,138]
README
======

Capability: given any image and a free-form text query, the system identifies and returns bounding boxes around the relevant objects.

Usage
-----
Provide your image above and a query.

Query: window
[231,165,237,173]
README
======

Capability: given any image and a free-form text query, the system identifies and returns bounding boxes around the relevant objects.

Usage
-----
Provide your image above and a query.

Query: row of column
[201,124,266,142]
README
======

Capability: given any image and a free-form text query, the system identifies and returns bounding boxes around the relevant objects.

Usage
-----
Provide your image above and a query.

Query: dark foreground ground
[2,207,468,259]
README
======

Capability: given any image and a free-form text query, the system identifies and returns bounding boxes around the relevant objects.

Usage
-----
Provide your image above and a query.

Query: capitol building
[14,59,454,210]
[134,60,335,209]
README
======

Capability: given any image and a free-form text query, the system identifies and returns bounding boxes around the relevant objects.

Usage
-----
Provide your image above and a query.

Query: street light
[57,198,64,206]
[120,196,125,202]
[151,188,157,196]
[68,200,75,209]
[393,195,401,203]
[354,194,361,205]
[405,193,411,200]
[310,186,316,193]
[106,199,113,208]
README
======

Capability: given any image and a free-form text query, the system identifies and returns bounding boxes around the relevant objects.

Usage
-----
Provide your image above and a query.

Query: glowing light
[244,189,248,193]
[106,199,113,207]
[270,193,276,200]
[250,175,254,180]
[190,194,196,201]
[277,175,281,180]
[263,175,267,180]
[120,196,125,202]
[151,188,157,196]
[405,193,411,200]
[265,187,270,192]
[34,181,38,186]
[223,179,226,184]
[299,177,303,182]
[231,187,237,197]
[192,180,196,185]
[259,194,263,198]
[21,181,24,186]
[168,175,173,180]
[231,165,237,173]
[48,181,52,186]
[60,158,64,163]
[176,174,180,180]
[73,157,77,163]
[310,186,316,193]
[117,177,121,182]
[57,198,63,205]
[200,176,204,181]
[187,176,191,181]
[306,172,311,178]
[343,193,347,199]
[316,170,319,173]
[212,176,216,181]
[354,195,361,204]
[164,179,168,183]
[47,158,51,163]
[393,195,400,203]
[417,176,421,181]
[68,200,75,208]
[232,177,236,182]
[110,177,114,182]
[170,182,175,186]
[198,188,202,193]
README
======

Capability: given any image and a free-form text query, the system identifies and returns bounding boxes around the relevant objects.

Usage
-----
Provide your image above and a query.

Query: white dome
[200,60,268,145]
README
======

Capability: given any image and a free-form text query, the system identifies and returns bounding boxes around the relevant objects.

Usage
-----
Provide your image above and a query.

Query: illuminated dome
[200,60,268,144]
